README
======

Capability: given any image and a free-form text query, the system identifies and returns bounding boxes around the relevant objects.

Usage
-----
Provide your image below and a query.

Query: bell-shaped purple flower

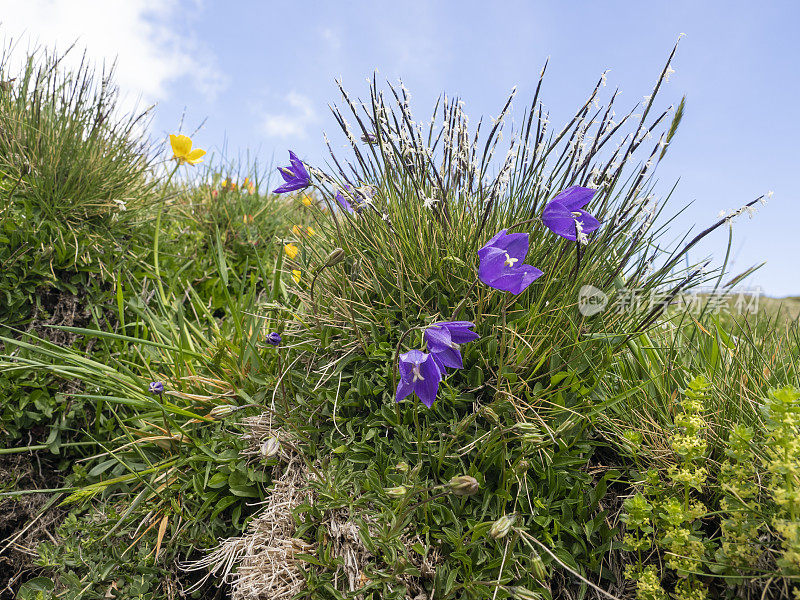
[395,349,442,408]
[335,190,354,213]
[478,230,543,294]
[148,381,164,395]
[273,151,311,194]
[424,321,479,372]
[266,332,282,346]
[541,186,601,242]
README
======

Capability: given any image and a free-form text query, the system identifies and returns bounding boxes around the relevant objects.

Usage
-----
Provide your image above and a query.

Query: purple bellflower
[148,381,164,395]
[395,349,442,408]
[541,186,601,242]
[335,190,354,213]
[266,332,282,346]
[478,230,543,294]
[273,151,311,194]
[424,321,479,372]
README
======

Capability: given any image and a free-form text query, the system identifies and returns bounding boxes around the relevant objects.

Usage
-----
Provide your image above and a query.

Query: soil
[0,451,64,599]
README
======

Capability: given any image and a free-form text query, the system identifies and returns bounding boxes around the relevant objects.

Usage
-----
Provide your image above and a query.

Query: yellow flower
[169,134,206,165]
[291,269,301,283]
[301,196,312,206]
[307,226,315,235]
[284,243,299,259]
[243,214,254,224]
[292,225,302,236]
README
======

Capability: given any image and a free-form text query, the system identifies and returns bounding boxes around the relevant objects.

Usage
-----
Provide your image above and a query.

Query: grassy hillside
[1,44,799,600]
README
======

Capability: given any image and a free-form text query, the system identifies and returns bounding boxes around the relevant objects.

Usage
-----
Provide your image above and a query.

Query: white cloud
[320,27,342,52]
[262,92,319,139]
[0,0,226,112]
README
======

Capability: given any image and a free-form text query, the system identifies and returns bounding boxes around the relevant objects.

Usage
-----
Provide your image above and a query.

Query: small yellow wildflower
[301,196,312,206]
[243,214,254,224]
[284,243,299,259]
[307,226,315,235]
[169,134,206,165]
[291,269,301,283]
[292,225,302,236]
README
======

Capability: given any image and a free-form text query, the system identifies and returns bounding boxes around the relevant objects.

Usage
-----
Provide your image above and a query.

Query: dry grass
[182,417,312,600]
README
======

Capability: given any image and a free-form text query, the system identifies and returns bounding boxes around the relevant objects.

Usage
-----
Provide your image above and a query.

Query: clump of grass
[0,41,158,329]
[0,42,156,221]
[290,40,751,423]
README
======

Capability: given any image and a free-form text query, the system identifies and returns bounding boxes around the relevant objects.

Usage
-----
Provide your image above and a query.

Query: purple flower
[266,332,282,346]
[395,349,442,408]
[335,190,354,213]
[541,186,601,242]
[148,381,164,395]
[424,321,479,372]
[361,132,377,144]
[478,230,543,294]
[272,151,311,194]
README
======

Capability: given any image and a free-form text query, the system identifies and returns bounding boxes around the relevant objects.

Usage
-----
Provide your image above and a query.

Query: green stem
[0,441,98,455]
[451,276,480,321]
[497,292,511,398]
[153,163,181,304]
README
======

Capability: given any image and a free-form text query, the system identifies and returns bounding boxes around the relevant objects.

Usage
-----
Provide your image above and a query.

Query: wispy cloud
[262,91,319,139]
[320,27,342,52]
[0,0,226,111]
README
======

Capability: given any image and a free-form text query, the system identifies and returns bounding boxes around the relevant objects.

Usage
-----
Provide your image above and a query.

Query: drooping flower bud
[325,248,346,267]
[260,437,280,458]
[490,514,516,539]
[148,381,164,395]
[482,406,500,424]
[209,404,235,418]
[512,586,543,600]
[384,485,408,499]
[266,332,282,346]
[448,475,479,496]
[529,548,547,580]
[514,422,545,443]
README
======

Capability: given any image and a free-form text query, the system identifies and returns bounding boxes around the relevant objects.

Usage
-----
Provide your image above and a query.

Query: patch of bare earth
[0,453,63,598]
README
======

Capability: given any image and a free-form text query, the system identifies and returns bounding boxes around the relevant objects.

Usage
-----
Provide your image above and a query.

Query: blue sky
[3,0,798,295]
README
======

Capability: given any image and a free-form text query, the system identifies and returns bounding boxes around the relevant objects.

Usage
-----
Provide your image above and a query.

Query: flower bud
[482,406,500,424]
[515,459,531,475]
[384,485,407,499]
[148,381,164,395]
[529,548,547,580]
[448,475,479,496]
[209,404,235,418]
[512,586,543,600]
[513,422,545,443]
[325,248,346,267]
[260,437,280,458]
[395,461,410,473]
[266,332,282,346]
[490,514,516,539]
